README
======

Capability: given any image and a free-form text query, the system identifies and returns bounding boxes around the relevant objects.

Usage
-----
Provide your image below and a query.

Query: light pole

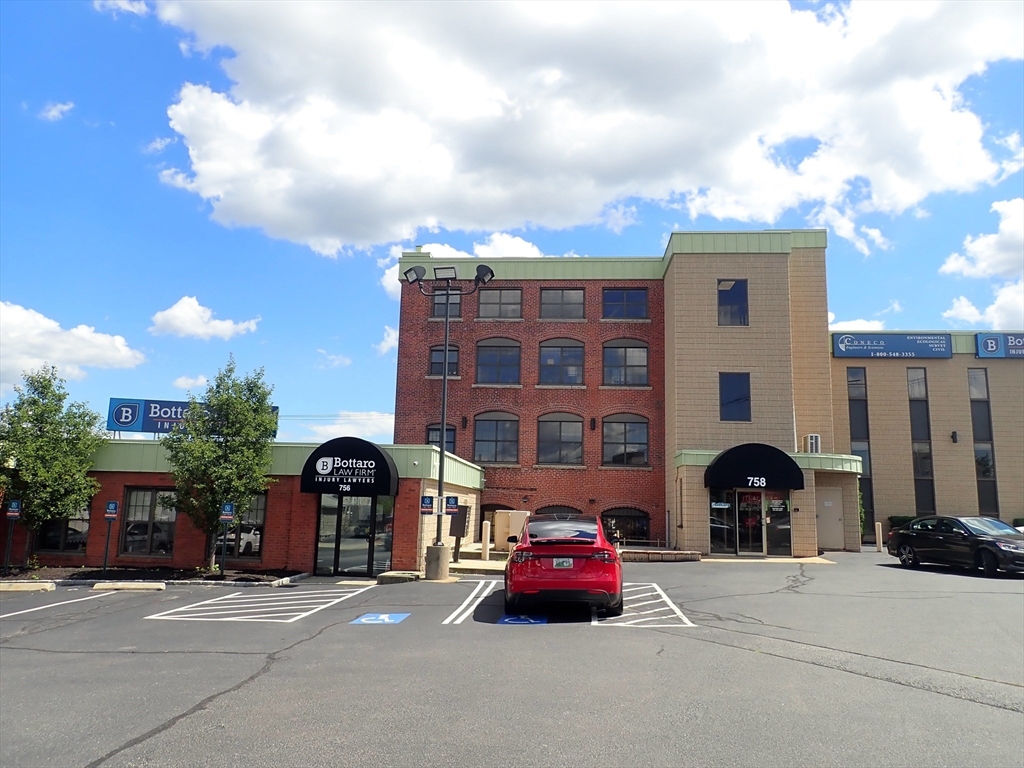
[404,263,494,574]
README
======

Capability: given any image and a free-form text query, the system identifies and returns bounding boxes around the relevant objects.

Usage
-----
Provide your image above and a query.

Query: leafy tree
[161,356,277,568]
[0,366,104,536]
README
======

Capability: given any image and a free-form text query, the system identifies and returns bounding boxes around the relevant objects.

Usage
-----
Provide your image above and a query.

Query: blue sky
[1,1,1022,442]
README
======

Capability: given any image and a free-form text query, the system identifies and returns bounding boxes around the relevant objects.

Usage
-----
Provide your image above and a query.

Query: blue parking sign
[105,501,118,520]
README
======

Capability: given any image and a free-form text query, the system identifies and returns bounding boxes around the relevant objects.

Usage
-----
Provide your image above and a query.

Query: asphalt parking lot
[2,551,1022,768]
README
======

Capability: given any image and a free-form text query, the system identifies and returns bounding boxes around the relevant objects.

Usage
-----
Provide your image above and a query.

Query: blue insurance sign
[832,333,952,359]
[107,398,278,435]
[976,333,1024,358]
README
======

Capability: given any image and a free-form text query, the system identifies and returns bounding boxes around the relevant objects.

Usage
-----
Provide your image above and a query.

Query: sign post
[4,500,21,576]
[219,503,235,575]
[102,502,119,578]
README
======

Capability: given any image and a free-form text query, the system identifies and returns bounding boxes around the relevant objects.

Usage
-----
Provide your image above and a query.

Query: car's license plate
[553,557,573,569]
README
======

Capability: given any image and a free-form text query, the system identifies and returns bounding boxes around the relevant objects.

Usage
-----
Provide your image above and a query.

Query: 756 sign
[747,476,766,487]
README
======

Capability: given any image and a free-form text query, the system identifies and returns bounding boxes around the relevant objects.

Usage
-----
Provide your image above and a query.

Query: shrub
[1013,518,1024,528]
[888,515,916,529]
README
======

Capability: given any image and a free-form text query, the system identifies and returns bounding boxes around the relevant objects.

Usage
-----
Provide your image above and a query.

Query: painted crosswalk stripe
[593,582,696,628]
[443,579,500,625]
[144,586,374,623]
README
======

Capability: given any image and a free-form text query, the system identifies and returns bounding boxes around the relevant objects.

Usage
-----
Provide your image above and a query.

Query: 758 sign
[747,476,766,487]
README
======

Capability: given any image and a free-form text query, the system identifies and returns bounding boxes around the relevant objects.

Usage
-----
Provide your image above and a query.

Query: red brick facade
[394,276,667,542]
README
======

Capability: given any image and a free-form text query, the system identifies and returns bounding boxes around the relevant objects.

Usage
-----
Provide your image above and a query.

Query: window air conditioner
[803,434,822,454]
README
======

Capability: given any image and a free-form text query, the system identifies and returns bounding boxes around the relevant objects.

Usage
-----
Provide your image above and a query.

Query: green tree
[0,366,104,537]
[161,356,277,568]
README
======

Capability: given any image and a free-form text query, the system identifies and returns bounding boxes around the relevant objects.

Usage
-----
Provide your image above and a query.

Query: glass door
[371,497,393,576]
[709,490,737,554]
[337,496,374,577]
[765,491,792,556]
[736,491,764,555]
[316,495,339,576]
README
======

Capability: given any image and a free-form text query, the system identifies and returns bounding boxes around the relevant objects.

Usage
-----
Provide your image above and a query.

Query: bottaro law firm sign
[976,333,1024,358]
[832,333,952,359]
[107,398,278,435]
[300,437,399,496]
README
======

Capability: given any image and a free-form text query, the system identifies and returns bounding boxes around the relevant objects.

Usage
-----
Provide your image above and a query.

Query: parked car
[504,513,623,615]
[123,522,171,554]
[216,524,261,556]
[887,515,1024,577]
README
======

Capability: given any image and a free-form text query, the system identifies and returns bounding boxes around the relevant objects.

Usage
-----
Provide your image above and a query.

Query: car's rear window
[527,520,598,541]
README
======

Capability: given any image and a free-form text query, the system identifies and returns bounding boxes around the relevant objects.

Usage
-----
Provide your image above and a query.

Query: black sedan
[888,515,1024,577]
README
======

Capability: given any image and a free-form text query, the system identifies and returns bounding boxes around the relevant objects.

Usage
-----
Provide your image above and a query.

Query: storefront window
[36,509,90,553]
[709,490,736,554]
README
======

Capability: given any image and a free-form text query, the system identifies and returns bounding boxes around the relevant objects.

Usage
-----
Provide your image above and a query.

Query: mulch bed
[0,565,301,583]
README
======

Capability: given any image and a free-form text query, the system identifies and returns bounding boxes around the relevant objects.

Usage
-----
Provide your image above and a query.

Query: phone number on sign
[869,351,921,357]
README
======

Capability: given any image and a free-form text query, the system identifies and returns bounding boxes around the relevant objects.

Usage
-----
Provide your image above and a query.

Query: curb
[376,571,421,584]
[0,582,56,592]
[0,573,311,589]
[92,582,166,591]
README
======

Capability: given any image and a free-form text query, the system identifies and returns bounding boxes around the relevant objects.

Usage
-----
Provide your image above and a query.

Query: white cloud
[603,204,638,234]
[380,263,402,301]
[827,311,886,331]
[302,411,395,442]
[316,349,351,369]
[93,0,149,16]
[173,374,208,389]
[144,136,175,154]
[149,296,260,340]
[140,2,1023,255]
[375,326,398,355]
[38,102,74,121]
[0,301,145,394]
[942,280,1024,330]
[939,199,1024,279]
[875,299,903,316]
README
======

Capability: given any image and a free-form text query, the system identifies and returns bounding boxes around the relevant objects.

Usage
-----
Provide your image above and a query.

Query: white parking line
[144,586,374,623]
[594,582,696,627]
[0,591,115,619]
[443,579,500,625]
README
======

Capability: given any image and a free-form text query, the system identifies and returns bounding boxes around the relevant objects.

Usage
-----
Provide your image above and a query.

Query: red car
[504,514,623,616]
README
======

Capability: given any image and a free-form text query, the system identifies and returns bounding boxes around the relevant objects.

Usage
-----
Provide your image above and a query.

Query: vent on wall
[802,434,822,454]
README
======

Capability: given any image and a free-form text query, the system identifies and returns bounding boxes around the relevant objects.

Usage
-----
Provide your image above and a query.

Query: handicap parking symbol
[350,613,410,625]
[498,615,547,625]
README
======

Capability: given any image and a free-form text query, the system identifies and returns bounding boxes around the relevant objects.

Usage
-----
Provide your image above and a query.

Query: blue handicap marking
[350,613,411,625]
[498,615,548,625]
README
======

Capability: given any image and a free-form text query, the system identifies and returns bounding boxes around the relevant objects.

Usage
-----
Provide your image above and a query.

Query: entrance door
[816,488,844,550]
[736,491,764,555]
[316,495,393,577]
[765,491,792,556]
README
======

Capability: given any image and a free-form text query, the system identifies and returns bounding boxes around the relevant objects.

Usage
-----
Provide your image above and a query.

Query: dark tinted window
[427,425,456,454]
[718,279,748,326]
[429,347,458,376]
[537,416,583,464]
[720,373,751,421]
[603,343,648,386]
[909,400,931,440]
[912,442,933,478]
[539,342,584,385]
[849,399,870,440]
[603,416,649,466]
[974,444,996,479]
[478,289,521,318]
[473,415,519,463]
[527,519,599,541]
[603,289,648,319]
[971,400,992,442]
[977,481,1000,516]
[847,367,867,399]
[476,343,520,384]
[431,290,461,318]
[914,480,936,513]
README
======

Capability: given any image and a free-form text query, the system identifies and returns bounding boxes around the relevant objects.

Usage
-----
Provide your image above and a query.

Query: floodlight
[404,265,426,284]
[474,264,495,285]
[433,266,458,280]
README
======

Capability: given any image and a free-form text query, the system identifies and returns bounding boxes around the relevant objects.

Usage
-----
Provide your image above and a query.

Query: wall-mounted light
[403,265,426,284]
[951,431,958,443]
[433,265,458,280]
[461,416,468,429]
[590,418,596,431]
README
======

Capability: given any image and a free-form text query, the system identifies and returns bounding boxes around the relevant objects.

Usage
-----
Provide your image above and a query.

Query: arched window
[473,412,519,463]
[539,338,584,385]
[602,413,649,465]
[426,424,455,454]
[476,339,521,384]
[429,346,459,376]
[602,508,650,542]
[603,339,648,386]
[538,412,583,464]
[535,505,584,517]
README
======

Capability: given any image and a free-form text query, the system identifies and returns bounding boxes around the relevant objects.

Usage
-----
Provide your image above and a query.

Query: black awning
[704,443,805,490]
[300,436,399,496]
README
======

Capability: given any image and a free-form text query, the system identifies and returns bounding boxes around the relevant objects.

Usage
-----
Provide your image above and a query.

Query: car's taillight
[511,551,536,563]
[593,549,617,562]
[887,529,896,541]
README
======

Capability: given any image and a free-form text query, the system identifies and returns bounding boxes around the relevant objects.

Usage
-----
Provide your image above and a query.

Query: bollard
[424,544,451,580]
[481,521,491,562]
[875,522,883,552]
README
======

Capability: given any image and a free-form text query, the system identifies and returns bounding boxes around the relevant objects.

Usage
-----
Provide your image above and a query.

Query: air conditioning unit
[803,434,822,454]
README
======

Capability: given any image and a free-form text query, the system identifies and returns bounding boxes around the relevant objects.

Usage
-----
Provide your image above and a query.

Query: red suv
[504,514,623,615]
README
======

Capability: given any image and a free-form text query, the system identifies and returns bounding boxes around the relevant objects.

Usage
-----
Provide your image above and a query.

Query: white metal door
[816,488,844,550]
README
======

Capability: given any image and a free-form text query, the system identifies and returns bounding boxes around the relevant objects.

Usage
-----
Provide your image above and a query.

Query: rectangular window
[603,345,648,386]
[914,479,936,514]
[719,373,751,422]
[968,369,998,516]
[218,494,266,558]
[907,367,928,400]
[717,279,748,326]
[478,289,521,318]
[912,441,935,513]
[427,425,456,454]
[602,289,648,319]
[540,289,584,319]
[431,290,461,318]
[602,420,649,466]
[967,368,989,400]
[428,347,459,376]
[909,400,931,440]
[122,489,176,556]
[476,345,521,384]
[539,344,584,385]
[537,419,583,464]
[912,441,933,478]
[846,367,867,399]
[971,400,992,442]
[35,510,90,553]
[849,399,870,441]
[473,418,519,463]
